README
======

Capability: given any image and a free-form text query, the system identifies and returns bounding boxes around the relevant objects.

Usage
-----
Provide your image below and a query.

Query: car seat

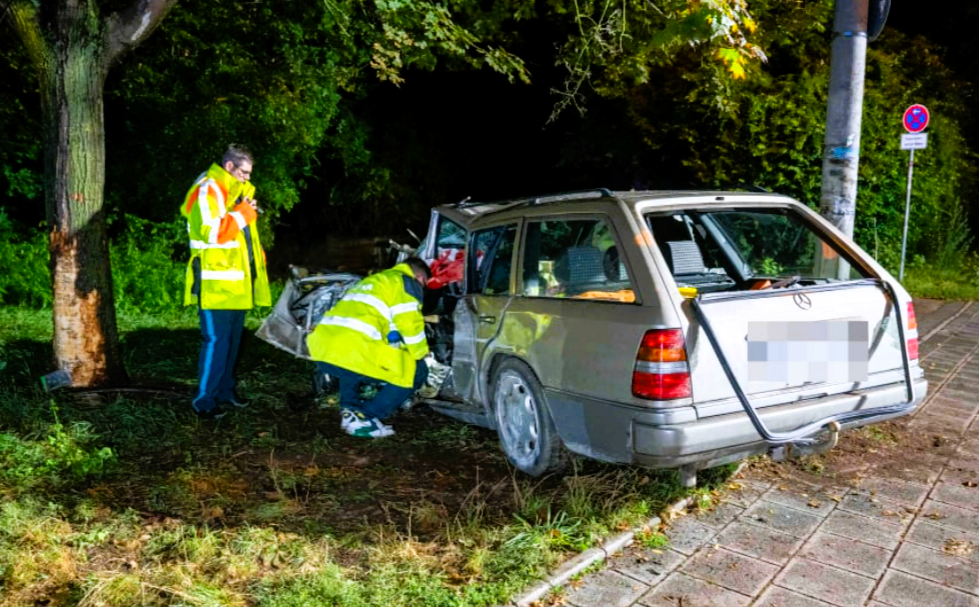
[555,246,606,293]
[667,241,709,276]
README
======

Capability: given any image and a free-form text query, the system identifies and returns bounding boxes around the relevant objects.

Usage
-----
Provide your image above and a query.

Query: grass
[0,306,737,607]
[902,266,979,300]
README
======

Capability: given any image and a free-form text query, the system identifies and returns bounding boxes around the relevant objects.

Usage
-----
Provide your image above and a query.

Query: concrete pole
[818,0,869,278]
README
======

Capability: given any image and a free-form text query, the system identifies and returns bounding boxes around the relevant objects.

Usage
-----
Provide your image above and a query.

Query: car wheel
[491,358,567,476]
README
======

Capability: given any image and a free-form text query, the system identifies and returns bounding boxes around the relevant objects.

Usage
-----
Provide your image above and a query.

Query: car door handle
[478,315,497,324]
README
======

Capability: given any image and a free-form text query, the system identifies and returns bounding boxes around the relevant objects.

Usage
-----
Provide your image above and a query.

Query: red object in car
[426,248,483,290]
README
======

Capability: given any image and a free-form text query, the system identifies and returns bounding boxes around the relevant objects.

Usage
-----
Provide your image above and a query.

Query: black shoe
[194,403,230,420]
[222,392,250,408]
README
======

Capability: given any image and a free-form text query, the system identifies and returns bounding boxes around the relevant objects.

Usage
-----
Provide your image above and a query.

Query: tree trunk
[42,4,126,386]
[6,0,177,388]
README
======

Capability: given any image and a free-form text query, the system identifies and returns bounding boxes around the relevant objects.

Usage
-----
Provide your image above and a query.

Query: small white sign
[901,133,928,150]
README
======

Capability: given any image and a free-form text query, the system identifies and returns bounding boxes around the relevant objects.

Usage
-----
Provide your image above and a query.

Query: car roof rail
[531,188,614,205]
[744,184,771,193]
[452,188,615,211]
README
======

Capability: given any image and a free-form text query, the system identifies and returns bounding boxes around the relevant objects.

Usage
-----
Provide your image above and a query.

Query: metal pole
[898,148,914,281]
[818,0,869,279]
[819,0,870,239]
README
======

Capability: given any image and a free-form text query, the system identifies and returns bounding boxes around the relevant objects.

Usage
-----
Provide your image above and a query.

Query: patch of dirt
[91,404,571,541]
[742,418,961,489]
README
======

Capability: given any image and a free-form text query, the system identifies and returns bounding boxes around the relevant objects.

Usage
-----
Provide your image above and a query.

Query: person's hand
[232,199,259,225]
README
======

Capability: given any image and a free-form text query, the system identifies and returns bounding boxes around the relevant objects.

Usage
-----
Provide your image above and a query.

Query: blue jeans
[194,308,246,412]
[315,359,428,421]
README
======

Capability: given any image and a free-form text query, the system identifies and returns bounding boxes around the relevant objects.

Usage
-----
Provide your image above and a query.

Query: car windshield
[645,208,867,292]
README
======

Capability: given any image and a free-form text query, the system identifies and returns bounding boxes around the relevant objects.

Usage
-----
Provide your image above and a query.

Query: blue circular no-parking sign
[903,104,930,133]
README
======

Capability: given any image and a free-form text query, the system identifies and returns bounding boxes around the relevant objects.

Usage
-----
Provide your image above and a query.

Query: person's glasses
[233,165,252,179]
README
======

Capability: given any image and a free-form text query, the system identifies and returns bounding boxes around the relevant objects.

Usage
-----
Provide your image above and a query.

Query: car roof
[434,189,803,227]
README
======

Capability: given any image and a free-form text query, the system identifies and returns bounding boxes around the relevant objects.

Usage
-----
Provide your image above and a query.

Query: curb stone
[509,463,746,607]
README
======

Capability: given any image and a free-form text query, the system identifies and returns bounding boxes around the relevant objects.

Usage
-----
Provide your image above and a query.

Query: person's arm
[215,200,256,244]
[194,180,258,245]
[393,275,429,360]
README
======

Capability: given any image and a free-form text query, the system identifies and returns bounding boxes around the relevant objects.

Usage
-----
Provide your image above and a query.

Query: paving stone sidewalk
[563,300,979,607]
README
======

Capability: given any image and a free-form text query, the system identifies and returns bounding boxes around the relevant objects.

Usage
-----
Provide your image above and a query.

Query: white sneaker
[370,418,395,437]
[343,415,394,438]
[340,408,359,431]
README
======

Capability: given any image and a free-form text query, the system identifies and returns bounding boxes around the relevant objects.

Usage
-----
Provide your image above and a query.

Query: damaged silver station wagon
[259,190,927,486]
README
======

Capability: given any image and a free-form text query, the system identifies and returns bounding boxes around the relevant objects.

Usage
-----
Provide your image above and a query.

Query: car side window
[522,218,635,302]
[470,225,517,296]
[427,216,468,291]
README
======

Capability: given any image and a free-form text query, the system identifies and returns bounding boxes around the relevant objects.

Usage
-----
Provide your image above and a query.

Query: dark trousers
[315,360,428,421]
[194,308,246,412]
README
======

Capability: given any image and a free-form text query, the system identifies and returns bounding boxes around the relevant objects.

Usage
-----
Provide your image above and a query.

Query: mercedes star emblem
[793,292,812,310]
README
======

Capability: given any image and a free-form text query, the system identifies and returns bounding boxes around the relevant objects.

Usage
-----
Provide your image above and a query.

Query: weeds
[856,425,899,447]
[635,525,669,550]
[0,402,114,496]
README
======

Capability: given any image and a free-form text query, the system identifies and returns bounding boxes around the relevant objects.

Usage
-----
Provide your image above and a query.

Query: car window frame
[467,222,521,297]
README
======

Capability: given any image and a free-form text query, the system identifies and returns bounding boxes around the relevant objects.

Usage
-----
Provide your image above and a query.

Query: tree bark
[45,3,124,386]
[5,0,177,387]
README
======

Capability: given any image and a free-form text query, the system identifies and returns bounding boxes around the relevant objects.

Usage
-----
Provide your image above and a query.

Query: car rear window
[645,208,868,293]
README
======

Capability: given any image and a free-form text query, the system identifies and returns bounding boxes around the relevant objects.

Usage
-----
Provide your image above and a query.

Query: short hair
[222,144,253,168]
[403,257,432,282]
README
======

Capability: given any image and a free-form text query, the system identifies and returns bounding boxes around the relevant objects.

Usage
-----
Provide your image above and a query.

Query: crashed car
[262,189,927,485]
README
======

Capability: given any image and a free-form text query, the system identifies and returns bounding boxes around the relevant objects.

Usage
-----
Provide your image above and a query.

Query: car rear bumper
[629,378,928,469]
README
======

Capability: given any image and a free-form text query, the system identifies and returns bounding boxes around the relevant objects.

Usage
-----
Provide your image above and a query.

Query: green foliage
[0,214,189,313]
[102,0,532,240]
[902,252,979,300]
[635,526,669,550]
[0,34,42,204]
[507,508,589,552]
[611,0,976,274]
[506,0,768,120]
[109,215,187,315]
[0,209,50,308]
[0,402,114,495]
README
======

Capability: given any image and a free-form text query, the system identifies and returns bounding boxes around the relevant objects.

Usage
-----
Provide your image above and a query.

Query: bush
[0,209,50,308]
[109,215,187,315]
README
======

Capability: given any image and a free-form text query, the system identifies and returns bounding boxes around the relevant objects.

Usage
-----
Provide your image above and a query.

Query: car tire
[491,358,567,476]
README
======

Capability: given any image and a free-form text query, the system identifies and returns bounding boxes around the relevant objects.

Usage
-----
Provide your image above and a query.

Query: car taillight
[907,301,919,360]
[633,329,692,400]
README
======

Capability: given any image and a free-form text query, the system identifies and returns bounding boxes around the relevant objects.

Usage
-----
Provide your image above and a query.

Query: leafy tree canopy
[591,0,976,271]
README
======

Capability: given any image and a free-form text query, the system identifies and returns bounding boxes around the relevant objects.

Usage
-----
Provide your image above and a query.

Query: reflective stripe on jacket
[306,263,429,388]
[181,163,271,309]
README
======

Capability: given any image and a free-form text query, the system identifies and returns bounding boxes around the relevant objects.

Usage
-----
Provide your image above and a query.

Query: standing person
[181,145,271,419]
[307,258,431,438]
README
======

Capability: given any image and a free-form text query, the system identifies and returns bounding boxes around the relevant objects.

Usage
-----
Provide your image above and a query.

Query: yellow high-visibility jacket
[307,264,429,387]
[181,163,271,310]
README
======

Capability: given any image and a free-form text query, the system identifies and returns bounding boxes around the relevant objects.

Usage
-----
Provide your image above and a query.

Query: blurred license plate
[747,320,868,384]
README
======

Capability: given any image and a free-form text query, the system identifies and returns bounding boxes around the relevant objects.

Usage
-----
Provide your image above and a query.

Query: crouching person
[306,258,431,438]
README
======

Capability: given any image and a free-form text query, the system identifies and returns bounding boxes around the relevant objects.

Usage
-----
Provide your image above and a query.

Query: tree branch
[2,0,52,74]
[104,0,178,68]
